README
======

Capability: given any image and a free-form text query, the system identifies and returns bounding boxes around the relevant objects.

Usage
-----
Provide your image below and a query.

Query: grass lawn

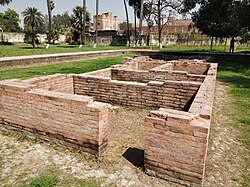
[0,55,129,80]
[0,43,249,57]
[216,57,250,148]
[216,57,250,186]
[0,43,130,57]
[160,44,250,53]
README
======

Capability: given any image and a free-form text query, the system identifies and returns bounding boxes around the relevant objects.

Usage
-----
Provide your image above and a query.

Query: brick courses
[0,75,109,156]
[0,56,217,186]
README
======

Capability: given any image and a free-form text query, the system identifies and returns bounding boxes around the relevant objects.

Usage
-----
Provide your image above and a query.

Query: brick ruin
[0,56,217,186]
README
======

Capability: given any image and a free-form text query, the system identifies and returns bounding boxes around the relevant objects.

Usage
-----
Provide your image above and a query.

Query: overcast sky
[0,0,134,25]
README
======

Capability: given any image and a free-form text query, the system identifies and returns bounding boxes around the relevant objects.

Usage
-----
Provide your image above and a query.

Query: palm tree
[0,0,12,5]
[123,0,131,47]
[82,0,86,45]
[47,0,55,44]
[22,7,44,48]
[138,0,144,46]
[128,0,140,45]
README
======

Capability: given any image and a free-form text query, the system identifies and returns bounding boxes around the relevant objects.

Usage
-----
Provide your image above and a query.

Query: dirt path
[0,81,249,187]
[204,81,250,187]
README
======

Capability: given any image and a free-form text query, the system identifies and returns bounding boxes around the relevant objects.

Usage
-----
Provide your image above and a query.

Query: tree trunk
[82,0,86,45]
[139,0,144,46]
[157,0,162,48]
[146,27,150,46]
[95,0,99,45]
[123,0,130,47]
[47,0,52,44]
[134,8,137,45]
[32,26,35,48]
[210,37,213,52]
[224,38,227,52]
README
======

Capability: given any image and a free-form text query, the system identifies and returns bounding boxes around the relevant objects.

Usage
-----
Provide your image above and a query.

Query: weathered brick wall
[171,60,210,75]
[144,62,217,187]
[81,68,112,77]
[22,74,74,94]
[0,80,108,156]
[145,108,209,186]
[111,69,205,83]
[189,63,218,118]
[73,75,201,111]
[137,60,167,70]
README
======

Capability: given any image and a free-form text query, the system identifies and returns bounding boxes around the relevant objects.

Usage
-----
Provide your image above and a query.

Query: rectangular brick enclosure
[0,56,217,186]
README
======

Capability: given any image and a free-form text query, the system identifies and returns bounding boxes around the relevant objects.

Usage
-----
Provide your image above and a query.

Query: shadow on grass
[122,147,144,168]
[20,46,45,49]
[57,45,80,48]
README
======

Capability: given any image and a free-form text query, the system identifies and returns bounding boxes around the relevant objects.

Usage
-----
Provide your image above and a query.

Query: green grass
[216,58,250,148]
[216,57,250,186]
[0,55,131,80]
[160,44,250,53]
[0,43,249,58]
[3,168,100,187]
[0,43,130,57]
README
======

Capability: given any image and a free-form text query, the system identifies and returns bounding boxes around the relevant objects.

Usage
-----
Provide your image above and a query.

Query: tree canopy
[0,8,21,32]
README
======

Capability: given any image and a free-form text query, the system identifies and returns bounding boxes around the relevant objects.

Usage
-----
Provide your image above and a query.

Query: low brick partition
[144,63,217,186]
[22,74,74,93]
[111,56,207,83]
[74,75,201,110]
[111,69,205,83]
[0,76,109,156]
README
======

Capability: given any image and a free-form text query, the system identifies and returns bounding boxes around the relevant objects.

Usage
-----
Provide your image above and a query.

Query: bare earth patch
[0,81,249,186]
[204,82,250,187]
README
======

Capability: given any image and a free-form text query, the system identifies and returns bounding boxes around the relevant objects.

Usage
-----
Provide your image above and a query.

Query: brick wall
[111,69,205,83]
[189,63,218,118]
[0,79,108,156]
[144,108,209,186]
[144,62,217,187]
[22,74,74,94]
[73,75,201,111]
[171,60,210,75]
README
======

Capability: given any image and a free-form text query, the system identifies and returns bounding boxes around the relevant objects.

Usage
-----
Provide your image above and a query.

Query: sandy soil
[0,81,249,187]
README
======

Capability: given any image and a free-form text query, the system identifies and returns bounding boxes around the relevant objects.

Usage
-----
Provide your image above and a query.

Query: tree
[150,0,183,48]
[118,22,127,31]
[0,8,21,32]
[52,12,71,32]
[71,6,90,44]
[123,0,131,46]
[47,0,54,44]
[22,7,44,48]
[183,0,250,52]
[128,0,141,44]
[0,0,12,5]
[82,0,86,45]
[191,0,249,52]
[142,0,154,46]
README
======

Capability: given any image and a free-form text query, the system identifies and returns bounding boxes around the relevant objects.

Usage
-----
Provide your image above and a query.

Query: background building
[93,12,118,31]
[142,16,193,35]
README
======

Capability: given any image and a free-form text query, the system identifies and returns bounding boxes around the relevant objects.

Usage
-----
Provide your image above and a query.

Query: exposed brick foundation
[0,56,217,186]
[0,75,108,156]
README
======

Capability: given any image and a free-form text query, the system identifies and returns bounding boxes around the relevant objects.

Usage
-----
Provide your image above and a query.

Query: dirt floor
[0,81,249,187]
